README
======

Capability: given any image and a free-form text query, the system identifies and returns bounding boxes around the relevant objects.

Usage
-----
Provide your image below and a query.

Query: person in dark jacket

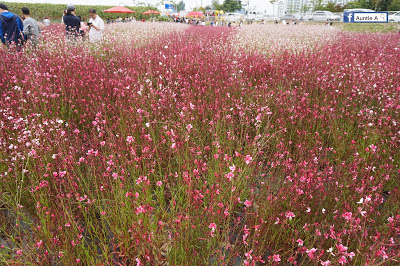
[63,4,80,39]
[0,3,24,47]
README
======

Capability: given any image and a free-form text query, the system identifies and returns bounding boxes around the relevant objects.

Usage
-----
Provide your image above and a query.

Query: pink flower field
[0,23,399,265]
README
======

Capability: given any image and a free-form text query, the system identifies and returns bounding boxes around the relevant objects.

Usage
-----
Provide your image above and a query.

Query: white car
[225,13,243,22]
[246,11,265,21]
[389,12,400,22]
[264,15,281,22]
[310,11,340,22]
[281,14,301,21]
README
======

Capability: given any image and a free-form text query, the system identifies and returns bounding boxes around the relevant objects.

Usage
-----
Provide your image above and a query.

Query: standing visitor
[77,16,86,37]
[43,17,50,26]
[61,9,67,24]
[88,9,104,43]
[0,3,24,47]
[21,7,41,47]
[63,4,80,39]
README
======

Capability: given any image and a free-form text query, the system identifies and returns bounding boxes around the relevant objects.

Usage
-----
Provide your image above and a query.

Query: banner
[344,12,388,23]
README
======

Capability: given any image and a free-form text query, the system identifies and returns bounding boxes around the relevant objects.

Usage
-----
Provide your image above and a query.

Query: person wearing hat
[63,4,80,39]
[0,3,24,47]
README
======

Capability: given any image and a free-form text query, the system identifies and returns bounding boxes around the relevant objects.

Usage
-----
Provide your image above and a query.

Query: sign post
[165,4,174,10]
[344,12,388,23]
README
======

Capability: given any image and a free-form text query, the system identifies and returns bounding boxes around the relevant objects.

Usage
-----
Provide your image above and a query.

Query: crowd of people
[0,3,105,50]
[1,2,327,50]
[106,17,135,24]
[0,3,38,48]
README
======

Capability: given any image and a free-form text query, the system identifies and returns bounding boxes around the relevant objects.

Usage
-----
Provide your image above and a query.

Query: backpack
[0,13,23,44]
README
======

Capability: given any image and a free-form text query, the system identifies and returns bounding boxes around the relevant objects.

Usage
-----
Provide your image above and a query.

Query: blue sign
[344,12,388,23]
[165,4,173,9]
[343,12,353,23]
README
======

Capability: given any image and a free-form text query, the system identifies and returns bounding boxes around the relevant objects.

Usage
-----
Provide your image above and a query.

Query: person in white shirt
[43,17,50,26]
[88,9,104,43]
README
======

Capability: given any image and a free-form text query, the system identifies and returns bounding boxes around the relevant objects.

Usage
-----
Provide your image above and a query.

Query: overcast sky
[3,0,273,13]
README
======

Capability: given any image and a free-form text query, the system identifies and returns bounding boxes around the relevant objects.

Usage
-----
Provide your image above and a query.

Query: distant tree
[311,0,324,10]
[300,4,311,13]
[389,0,400,10]
[371,0,382,10]
[377,0,392,10]
[223,0,242,12]
[320,2,336,11]
[213,0,224,10]
[345,0,372,9]
[334,4,345,11]
[177,0,185,12]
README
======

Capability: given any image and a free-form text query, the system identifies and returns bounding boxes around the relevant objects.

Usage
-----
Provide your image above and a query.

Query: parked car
[246,11,265,21]
[303,14,313,21]
[264,15,281,22]
[225,13,243,22]
[389,12,400,22]
[281,14,301,21]
[309,11,340,22]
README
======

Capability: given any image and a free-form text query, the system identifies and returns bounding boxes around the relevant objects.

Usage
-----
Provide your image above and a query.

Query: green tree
[223,0,242,12]
[320,2,336,11]
[377,0,393,10]
[193,6,207,13]
[177,1,185,12]
[345,0,372,9]
[389,0,400,10]
[300,4,310,13]
[213,0,224,10]
[311,0,324,10]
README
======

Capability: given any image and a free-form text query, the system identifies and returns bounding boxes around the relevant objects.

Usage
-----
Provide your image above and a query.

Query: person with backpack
[0,3,24,48]
[21,7,41,48]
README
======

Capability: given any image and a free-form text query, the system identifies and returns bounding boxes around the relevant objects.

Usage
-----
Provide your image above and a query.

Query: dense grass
[335,22,400,32]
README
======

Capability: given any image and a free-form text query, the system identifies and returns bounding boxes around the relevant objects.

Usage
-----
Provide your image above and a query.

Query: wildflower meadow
[0,23,399,265]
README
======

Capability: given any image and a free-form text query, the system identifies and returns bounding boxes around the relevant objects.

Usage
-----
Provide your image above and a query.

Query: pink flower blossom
[245,155,252,165]
[338,256,347,264]
[285,212,295,220]
[337,244,348,253]
[342,212,352,221]
[306,248,317,258]
[244,200,252,208]
[297,239,304,246]
[272,254,281,262]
